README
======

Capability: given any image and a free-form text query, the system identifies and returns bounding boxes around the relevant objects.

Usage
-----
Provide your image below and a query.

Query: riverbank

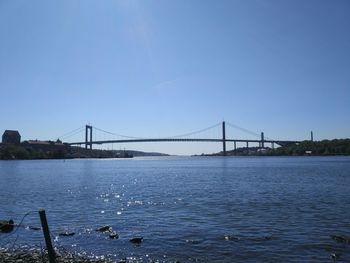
[0,249,115,263]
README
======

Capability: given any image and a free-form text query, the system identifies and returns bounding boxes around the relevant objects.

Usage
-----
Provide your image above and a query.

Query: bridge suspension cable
[91,122,222,141]
[166,122,221,139]
[64,121,302,151]
[92,126,143,139]
[226,122,274,141]
[58,126,85,140]
[226,122,261,138]
[263,135,274,141]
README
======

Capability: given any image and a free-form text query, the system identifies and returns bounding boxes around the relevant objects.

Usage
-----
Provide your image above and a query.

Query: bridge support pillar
[234,141,236,155]
[90,127,93,150]
[222,121,226,156]
[261,132,265,148]
[85,125,93,150]
[246,141,249,155]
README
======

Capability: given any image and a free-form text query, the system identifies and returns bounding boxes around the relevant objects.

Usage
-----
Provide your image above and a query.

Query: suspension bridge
[60,122,307,155]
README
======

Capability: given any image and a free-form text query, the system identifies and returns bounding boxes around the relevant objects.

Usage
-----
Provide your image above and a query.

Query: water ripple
[1,157,350,262]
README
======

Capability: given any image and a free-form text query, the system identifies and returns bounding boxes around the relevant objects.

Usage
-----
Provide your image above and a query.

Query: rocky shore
[0,249,115,263]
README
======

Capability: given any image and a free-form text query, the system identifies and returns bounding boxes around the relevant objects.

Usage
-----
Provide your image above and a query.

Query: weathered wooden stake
[38,209,56,263]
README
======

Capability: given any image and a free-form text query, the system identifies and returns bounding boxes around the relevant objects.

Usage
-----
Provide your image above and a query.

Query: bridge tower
[222,121,226,156]
[311,131,314,141]
[261,132,265,148]
[85,125,93,150]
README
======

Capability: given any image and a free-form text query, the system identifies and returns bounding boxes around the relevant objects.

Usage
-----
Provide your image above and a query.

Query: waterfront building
[2,130,21,145]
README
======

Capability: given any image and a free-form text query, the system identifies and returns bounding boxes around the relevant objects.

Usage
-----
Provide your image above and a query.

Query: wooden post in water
[38,209,56,263]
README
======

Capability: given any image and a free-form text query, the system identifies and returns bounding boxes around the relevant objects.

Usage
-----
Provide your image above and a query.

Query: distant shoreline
[199,139,350,157]
[0,144,168,161]
[1,138,350,160]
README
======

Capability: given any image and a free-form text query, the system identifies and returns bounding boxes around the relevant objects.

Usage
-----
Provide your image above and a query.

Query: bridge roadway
[68,138,301,147]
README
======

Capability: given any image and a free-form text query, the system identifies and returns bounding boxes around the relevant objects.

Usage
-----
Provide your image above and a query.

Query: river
[0,156,350,262]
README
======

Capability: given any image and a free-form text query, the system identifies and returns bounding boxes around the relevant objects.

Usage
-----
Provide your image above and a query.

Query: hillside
[203,139,350,156]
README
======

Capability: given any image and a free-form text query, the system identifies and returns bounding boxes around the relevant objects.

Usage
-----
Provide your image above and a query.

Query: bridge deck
[68,138,301,146]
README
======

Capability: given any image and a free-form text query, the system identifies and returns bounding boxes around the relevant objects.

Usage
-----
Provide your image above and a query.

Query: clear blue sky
[1,0,349,154]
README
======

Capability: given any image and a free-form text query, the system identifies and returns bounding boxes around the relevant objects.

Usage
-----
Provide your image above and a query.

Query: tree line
[270,139,350,156]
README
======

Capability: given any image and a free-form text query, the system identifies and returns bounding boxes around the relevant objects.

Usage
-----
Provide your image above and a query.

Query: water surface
[0,156,350,262]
